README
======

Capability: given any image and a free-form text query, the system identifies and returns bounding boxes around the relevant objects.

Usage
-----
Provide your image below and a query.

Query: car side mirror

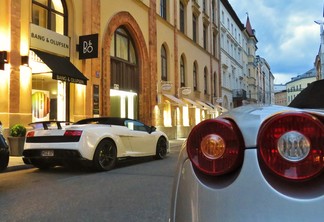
[149,126,156,134]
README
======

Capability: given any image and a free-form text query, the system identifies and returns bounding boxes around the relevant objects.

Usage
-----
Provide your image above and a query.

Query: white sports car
[23,117,169,171]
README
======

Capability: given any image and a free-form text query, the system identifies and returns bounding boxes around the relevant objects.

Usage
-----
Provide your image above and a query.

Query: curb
[2,139,186,173]
[4,164,34,173]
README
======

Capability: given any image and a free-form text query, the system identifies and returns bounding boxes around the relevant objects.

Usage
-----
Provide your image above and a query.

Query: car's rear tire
[155,137,167,159]
[93,139,117,171]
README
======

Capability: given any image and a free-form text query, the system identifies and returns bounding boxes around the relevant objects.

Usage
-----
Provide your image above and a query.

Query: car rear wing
[29,121,73,130]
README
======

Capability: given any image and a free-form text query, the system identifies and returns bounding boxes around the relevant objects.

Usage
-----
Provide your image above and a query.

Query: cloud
[273,73,295,84]
[228,0,322,82]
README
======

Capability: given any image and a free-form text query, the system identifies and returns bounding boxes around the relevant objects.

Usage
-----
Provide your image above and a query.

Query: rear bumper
[22,149,92,167]
[170,148,324,222]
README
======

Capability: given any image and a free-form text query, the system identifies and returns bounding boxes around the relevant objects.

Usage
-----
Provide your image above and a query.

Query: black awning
[32,49,88,85]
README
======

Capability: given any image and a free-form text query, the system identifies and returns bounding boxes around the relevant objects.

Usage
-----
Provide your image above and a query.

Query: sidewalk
[4,139,186,172]
[5,156,32,172]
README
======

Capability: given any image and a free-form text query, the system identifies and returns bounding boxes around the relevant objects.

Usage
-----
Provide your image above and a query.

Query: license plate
[41,150,54,157]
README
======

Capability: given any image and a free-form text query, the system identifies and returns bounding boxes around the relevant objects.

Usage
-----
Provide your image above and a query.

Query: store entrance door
[110,89,138,119]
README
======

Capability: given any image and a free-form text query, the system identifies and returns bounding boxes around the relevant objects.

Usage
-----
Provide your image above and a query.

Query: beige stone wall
[0,0,222,139]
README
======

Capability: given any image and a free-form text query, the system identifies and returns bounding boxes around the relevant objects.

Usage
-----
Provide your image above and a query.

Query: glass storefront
[30,51,66,122]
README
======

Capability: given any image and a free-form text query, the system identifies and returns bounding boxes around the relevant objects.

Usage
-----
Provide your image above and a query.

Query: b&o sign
[78,34,99,59]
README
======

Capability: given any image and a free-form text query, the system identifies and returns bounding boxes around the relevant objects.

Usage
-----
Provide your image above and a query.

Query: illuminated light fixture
[21,55,29,66]
[0,51,8,63]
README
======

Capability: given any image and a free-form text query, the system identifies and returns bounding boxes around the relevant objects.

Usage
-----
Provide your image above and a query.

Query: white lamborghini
[23,117,169,171]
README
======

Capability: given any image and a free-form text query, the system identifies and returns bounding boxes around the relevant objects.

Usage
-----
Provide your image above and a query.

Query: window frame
[161,45,168,81]
[160,0,167,20]
[179,1,185,33]
[192,14,197,43]
[180,55,185,87]
[32,0,68,35]
[193,62,198,91]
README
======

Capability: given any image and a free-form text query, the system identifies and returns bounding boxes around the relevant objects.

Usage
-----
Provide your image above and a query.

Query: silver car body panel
[170,104,324,222]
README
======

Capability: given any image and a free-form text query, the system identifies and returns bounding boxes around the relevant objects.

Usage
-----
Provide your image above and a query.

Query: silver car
[170,80,324,222]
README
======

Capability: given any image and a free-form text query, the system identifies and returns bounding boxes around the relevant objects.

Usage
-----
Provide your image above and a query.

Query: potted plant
[7,124,27,156]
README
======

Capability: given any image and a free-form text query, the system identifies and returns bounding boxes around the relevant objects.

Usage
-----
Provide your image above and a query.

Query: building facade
[254,56,274,104]
[220,0,244,109]
[274,84,287,106]
[286,68,316,105]
[0,0,222,139]
[219,0,262,109]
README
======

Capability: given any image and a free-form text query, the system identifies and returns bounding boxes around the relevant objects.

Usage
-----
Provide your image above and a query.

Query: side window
[125,120,148,132]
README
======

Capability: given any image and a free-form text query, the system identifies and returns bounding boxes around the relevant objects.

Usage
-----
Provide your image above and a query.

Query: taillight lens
[258,112,324,181]
[187,118,244,176]
[64,130,83,137]
[26,131,35,137]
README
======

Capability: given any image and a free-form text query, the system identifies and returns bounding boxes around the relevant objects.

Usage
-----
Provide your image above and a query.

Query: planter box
[7,137,25,156]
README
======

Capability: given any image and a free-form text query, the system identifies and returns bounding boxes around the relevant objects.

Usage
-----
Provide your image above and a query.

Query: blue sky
[229,0,323,84]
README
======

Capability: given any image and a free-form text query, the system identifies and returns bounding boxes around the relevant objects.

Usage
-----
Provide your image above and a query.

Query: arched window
[110,26,139,92]
[161,45,167,81]
[180,55,185,87]
[32,0,67,35]
[112,27,137,64]
[193,62,198,91]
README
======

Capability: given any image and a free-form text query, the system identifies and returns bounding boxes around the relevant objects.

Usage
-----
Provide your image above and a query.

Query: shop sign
[181,87,191,95]
[53,73,87,85]
[30,24,70,57]
[216,97,223,103]
[161,83,172,91]
[78,34,99,59]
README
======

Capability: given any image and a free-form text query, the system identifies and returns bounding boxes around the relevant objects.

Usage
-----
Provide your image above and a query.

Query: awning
[32,49,88,85]
[205,102,215,109]
[183,98,204,109]
[216,104,228,112]
[163,94,186,106]
[196,100,214,111]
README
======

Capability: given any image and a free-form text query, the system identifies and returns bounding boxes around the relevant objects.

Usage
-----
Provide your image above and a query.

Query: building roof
[286,68,316,84]
[245,15,254,36]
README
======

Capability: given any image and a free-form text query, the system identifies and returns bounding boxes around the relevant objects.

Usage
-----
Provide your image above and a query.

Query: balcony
[232,89,247,99]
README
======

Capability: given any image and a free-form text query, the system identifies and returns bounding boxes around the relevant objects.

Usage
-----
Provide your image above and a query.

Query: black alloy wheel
[93,139,117,171]
[155,137,167,159]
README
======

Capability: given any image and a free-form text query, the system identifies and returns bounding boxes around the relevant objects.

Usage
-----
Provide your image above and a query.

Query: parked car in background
[23,117,169,171]
[0,134,9,171]
[170,80,324,222]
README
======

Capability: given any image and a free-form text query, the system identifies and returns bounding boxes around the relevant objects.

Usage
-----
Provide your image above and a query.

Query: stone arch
[102,12,149,123]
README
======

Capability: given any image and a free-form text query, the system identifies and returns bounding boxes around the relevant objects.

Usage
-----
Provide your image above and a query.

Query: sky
[229,0,323,84]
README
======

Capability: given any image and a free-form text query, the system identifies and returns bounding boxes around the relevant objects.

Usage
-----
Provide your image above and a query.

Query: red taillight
[26,131,35,137]
[187,118,244,176]
[258,112,324,181]
[64,130,83,137]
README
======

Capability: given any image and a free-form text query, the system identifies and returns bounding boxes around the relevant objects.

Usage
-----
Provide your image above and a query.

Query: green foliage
[9,124,26,137]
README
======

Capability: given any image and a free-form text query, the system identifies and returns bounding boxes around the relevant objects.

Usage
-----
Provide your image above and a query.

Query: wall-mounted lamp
[21,55,29,66]
[0,51,8,63]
